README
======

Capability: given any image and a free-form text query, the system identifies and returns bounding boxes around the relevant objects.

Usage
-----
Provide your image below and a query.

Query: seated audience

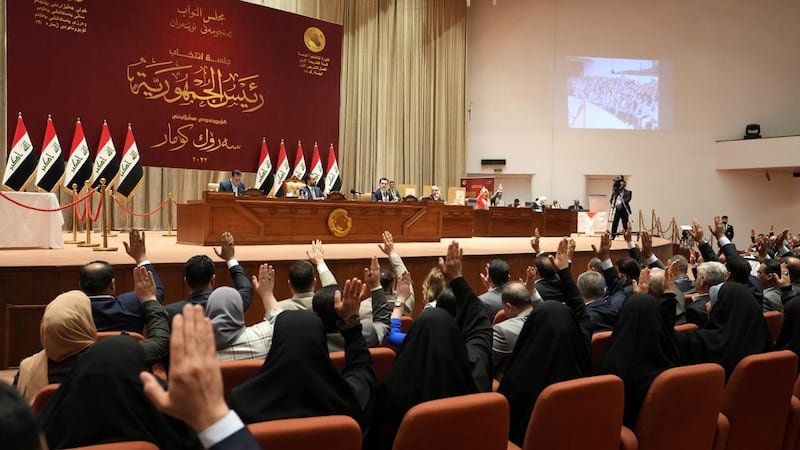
[313,256,390,351]
[16,267,169,402]
[421,267,446,310]
[578,271,618,333]
[229,280,375,427]
[80,229,163,332]
[365,241,492,450]
[360,231,414,317]
[758,258,784,312]
[493,281,539,380]
[276,240,337,310]
[165,232,252,322]
[141,304,260,449]
[206,264,281,361]
[385,272,461,348]
[479,258,511,319]
[677,282,771,377]
[40,336,196,449]
[685,261,728,327]
[598,293,680,428]
[0,381,42,450]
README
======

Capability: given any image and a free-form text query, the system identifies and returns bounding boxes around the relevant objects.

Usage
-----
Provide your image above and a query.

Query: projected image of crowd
[568,76,659,130]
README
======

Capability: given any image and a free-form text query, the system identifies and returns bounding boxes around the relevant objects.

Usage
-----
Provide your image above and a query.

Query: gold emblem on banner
[304,27,326,53]
[327,208,352,237]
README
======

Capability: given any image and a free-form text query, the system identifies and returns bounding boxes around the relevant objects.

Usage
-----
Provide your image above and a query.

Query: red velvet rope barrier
[0,190,94,212]
[87,195,103,222]
[113,196,169,217]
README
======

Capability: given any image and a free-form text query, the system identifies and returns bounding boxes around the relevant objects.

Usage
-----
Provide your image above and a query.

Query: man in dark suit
[299,174,324,199]
[371,177,395,202]
[420,185,443,201]
[610,178,632,239]
[165,232,253,323]
[218,169,246,197]
[80,229,164,332]
[721,215,734,240]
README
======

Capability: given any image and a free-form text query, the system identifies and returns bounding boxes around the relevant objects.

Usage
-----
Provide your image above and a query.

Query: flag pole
[77,180,99,248]
[94,178,117,252]
[63,183,84,244]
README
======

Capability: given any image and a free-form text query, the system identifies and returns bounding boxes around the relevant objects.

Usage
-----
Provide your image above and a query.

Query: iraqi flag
[2,113,38,191]
[309,142,324,190]
[291,140,306,181]
[254,138,275,195]
[34,115,66,193]
[323,143,341,195]
[272,139,291,197]
[115,124,144,200]
[91,120,120,190]
[63,119,93,192]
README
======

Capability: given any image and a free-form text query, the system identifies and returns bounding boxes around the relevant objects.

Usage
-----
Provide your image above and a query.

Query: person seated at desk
[420,185,443,202]
[218,169,246,197]
[372,177,395,202]
[568,199,585,211]
[299,174,324,199]
[388,180,401,202]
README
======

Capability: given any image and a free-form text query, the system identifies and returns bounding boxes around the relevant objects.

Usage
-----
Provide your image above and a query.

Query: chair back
[330,347,395,383]
[64,442,158,450]
[393,393,509,450]
[31,383,60,413]
[764,311,784,344]
[282,176,306,198]
[219,359,264,399]
[493,309,508,326]
[635,363,725,450]
[674,323,699,332]
[523,375,624,450]
[722,350,798,450]
[207,182,219,192]
[248,415,361,450]
[591,330,613,370]
[96,331,144,341]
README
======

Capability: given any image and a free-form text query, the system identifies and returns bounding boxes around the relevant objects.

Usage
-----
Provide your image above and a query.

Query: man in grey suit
[479,259,511,320]
[492,281,540,380]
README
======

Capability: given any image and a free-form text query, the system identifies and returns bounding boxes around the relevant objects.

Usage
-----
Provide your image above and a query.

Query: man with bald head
[79,229,164,332]
[492,281,540,379]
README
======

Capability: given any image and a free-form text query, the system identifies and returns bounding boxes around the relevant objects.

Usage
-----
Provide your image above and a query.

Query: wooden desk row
[177,193,578,245]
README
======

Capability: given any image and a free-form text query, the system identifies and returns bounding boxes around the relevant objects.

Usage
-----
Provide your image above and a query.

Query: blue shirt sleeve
[386,317,406,348]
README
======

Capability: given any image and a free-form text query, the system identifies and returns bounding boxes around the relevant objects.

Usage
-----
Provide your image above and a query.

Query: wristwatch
[394,298,404,308]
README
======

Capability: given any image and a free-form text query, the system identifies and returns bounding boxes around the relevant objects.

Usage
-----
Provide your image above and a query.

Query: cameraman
[610,176,632,239]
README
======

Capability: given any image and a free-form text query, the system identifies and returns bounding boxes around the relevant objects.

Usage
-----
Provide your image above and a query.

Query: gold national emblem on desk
[327,208,352,237]
[304,27,326,53]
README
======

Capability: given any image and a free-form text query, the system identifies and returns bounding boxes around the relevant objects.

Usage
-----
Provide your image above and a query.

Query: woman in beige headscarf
[15,290,97,403]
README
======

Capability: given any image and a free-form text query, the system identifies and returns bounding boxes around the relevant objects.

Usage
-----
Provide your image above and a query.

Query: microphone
[350,189,363,195]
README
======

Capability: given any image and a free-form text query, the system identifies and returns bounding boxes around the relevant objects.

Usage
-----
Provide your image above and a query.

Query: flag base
[64,240,85,244]
[162,231,175,237]
[93,246,118,252]
[77,242,100,248]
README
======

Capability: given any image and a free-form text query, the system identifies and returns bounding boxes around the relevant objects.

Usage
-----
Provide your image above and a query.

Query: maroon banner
[460,177,495,198]
[7,0,342,172]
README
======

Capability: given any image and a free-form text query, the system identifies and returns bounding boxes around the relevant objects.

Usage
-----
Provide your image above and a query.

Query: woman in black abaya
[498,301,591,447]
[40,336,193,449]
[598,294,680,428]
[228,310,374,425]
[676,282,771,377]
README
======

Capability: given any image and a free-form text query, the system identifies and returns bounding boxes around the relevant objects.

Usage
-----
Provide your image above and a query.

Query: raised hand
[335,278,363,320]
[633,267,651,294]
[364,255,381,290]
[133,266,157,302]
[664,259,679,293]
[378,231,394,255]
[396,271,412,301]
[777,263,792,288]
[591,232,612,261]
[624,223,633,243]
[688,218,704,244]
[522,265,538,296]
[251,263,275,301]
[709,216,724,240]
[480,262,493,291]
[306,239,325,265]
[124,228,147,264]
[213,232,235,261]
[567,239,576,261]
[438,241,464,282]
[550,238,570,271]
[530,228,541,254]
[641,231,654,259]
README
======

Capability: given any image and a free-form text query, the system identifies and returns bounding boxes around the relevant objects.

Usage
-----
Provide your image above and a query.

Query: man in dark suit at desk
[218,169,246,197]
[371,177,395,202]
[299,174,324,199]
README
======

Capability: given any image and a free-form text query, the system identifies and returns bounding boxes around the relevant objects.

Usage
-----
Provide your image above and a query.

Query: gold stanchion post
[163,192,175,237]
[77,180,99,247]
[94,178,118,252]
[64,183,85,244]
[106,187,118,237]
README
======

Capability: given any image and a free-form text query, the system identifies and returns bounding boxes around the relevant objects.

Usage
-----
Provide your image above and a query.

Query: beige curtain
[1,0,466,230]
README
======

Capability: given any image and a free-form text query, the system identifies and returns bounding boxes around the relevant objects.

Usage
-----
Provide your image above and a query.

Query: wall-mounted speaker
[481,159,506,166]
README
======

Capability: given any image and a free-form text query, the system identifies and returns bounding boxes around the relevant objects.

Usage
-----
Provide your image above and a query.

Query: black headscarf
[778,296,800,368]
[365,308,479,450]
[40,336,193,449]
[598,294,680,428]
[498,301,591,446]
[228,311,364,424]
[677,282,771,377]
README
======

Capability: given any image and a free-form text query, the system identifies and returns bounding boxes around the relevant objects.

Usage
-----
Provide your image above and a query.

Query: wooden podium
[177,192,444,245]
